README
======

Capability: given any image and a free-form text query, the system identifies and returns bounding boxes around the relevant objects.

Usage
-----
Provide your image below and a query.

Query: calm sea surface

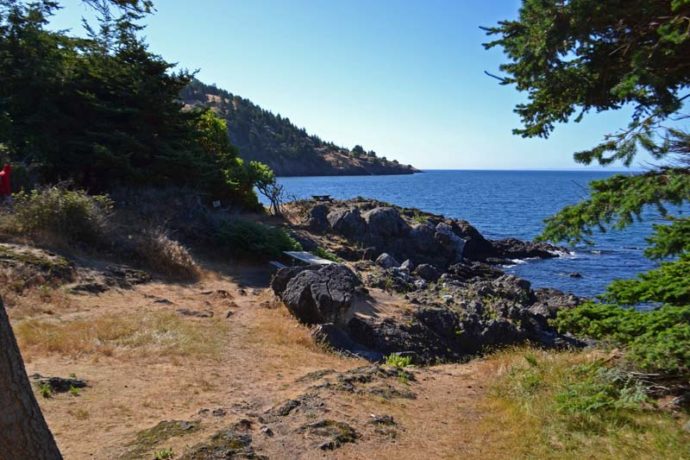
[267,170,674,298]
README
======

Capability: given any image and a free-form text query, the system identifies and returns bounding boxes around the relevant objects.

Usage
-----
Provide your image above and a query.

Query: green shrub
[605,254,690,306]
[11,186,113,245]
[554,362,647,417]
[313,246,342,262]
[553,303,690,375]
[38,382,52,399]
[154,448,174,460]
[385,353,412,369]
[215,219,301,259]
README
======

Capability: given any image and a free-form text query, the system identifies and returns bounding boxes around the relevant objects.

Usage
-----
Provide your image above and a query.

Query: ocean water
[268,170,673,298]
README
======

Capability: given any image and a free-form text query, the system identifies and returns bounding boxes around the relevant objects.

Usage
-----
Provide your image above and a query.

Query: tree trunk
[0,298,62,460]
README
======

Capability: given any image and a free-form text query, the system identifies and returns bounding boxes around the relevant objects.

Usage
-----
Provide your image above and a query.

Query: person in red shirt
[0,164,12,199]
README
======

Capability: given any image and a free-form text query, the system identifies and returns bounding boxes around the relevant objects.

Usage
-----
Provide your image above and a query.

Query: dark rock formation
[375,253,399,269]
[276,264,361,325]
[298,420,359,450]
[30,374,87,394]
[306,204,330,233]
[491,238,564,260]
[414,264,441,282]
[292,199,566,268]
[275,198,581,365]
[181,424,264,459]
[327,208,366,240]
[362,207,408,237]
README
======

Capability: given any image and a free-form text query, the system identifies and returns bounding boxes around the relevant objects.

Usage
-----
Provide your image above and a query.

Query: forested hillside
[0,1,273,210]
[181,80,417,176]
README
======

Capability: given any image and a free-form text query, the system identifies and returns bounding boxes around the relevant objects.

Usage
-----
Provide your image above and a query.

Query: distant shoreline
[275,168,637,178]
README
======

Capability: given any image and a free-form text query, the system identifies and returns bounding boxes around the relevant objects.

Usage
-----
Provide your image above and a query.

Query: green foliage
[553,303,690,375]
[0,1,269,210]
[605,255,690,306]
[69,385,80,397]
[488,1,690,383]
[215,219,301,259]
[484,0,690,158]
[154,448,174,460]
[38,382,52,399]
[539,171,690,247]
[553,362,647,417]
[385,353,412,369]
[487,351,690,458]
[313,247,341,262]
[12,186,113,245]
[499,356,648,421]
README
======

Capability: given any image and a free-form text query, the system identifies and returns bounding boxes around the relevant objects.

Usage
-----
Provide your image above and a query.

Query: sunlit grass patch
[15,310,228,360]
[479,348,690,459]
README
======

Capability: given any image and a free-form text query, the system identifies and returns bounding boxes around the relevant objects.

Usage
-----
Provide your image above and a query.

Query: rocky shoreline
[274,198,582,363]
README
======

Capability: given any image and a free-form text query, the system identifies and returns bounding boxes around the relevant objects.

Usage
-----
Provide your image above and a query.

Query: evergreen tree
[487,0,690,374]
[0,0,270,208]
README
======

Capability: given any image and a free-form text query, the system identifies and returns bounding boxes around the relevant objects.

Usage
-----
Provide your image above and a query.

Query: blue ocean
[267,170,675,298]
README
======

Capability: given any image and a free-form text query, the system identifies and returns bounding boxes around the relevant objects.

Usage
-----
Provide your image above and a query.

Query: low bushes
[483,350,690,458]
[215,219,301,259]
[128,227,200,281]
[553,303,690,376]
[11,186,113,245]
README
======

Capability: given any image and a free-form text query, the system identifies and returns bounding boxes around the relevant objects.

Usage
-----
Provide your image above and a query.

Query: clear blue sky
[50,0,646,170]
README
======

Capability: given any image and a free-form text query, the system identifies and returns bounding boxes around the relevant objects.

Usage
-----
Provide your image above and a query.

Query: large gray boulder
[409,223,436,253]
[414,264,441,282]
[279,264,361,325]
[434,223,466,262]
[375,253,399,269]
[362,207,407,237]
[306,204,330,232]
[327,208,366,239]
[271,265,314,296]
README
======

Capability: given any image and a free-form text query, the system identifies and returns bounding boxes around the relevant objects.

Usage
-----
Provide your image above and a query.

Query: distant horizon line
[419,168,643,172]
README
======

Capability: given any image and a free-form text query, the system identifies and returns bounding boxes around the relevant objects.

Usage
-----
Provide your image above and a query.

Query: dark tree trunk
[0,298,62,460]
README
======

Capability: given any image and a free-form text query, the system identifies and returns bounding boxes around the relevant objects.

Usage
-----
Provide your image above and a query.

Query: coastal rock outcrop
[276,198,579,364]
[289,198,565,269]
[273,261,582,364]
[327,208,366,239]
[362,207,408,238]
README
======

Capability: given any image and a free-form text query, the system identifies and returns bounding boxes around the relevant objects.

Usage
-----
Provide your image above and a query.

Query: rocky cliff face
[180,80,418,177]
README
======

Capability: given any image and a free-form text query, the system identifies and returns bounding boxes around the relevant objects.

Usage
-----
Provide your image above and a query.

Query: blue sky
[50,0,645,170]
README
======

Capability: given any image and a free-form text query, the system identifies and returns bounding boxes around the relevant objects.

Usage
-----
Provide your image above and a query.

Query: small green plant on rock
[313,246,342,262]
[385,353,413,384]
[154,448,174,460]
[69,385,80,397]
[385,353,412,369]
[38,382,52,399]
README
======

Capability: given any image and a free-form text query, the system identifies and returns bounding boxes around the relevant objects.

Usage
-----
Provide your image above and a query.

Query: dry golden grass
[1,284,71,319]
[131,227,201,281]
[15,310,228,360]
[476,347,690,460]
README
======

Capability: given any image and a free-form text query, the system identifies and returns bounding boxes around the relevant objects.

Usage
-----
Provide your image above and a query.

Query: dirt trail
[13,266,493,459]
